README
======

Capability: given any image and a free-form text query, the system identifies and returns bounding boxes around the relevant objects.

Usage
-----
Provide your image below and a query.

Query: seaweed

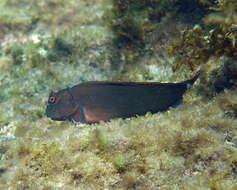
[104,0,215,79]
[168,0,237,71]
[10,44,24,65]
[46,35,74,62]
[1,0,237,189]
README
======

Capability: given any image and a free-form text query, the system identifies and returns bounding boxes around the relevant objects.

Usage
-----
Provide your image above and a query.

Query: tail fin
[184,70,200,85]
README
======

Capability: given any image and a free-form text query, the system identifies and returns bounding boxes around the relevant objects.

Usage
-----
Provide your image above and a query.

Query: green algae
[10,44,24,65]
[1,91,237,189]
[104,0,216,80]
[168,0,237,72]
[114,155,127,172]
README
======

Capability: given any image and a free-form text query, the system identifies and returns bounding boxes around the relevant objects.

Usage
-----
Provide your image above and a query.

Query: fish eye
[49,96,56,103]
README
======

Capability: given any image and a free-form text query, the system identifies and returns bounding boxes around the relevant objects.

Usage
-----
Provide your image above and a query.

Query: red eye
[49,96,56,103]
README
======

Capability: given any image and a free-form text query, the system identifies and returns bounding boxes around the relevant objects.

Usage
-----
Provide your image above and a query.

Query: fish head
[45,89,78,121]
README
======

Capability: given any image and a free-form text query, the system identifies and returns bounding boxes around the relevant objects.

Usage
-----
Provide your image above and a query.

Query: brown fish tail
[184,70,200,85]
[46,70,201,124]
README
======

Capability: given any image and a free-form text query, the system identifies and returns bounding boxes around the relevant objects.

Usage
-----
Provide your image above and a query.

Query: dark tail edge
[184,70,201,85]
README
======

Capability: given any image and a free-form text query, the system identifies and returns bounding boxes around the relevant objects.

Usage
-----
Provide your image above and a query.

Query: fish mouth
[50,117,66,121]
[45,112,67,121]
[45,108,50,117]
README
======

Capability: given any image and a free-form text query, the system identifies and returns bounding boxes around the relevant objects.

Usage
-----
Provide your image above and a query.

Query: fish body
[45,71,200,124]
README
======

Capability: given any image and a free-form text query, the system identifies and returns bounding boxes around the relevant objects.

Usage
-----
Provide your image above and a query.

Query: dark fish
[45,71,200,124]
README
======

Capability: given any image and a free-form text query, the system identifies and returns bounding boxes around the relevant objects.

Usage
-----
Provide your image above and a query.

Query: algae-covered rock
[0,0,237,189]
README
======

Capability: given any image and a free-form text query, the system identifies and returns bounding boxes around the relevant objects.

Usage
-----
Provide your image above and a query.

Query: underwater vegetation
[168,0,237,71]
[167,0,237,99]
[0,0,237,189]
[104,0,217,80]
[107,0,214,48]
[1,88,237,189]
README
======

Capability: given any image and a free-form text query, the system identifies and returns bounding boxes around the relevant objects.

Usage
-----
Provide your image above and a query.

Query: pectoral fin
[83,107,112,124]
[70,106,88,123]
